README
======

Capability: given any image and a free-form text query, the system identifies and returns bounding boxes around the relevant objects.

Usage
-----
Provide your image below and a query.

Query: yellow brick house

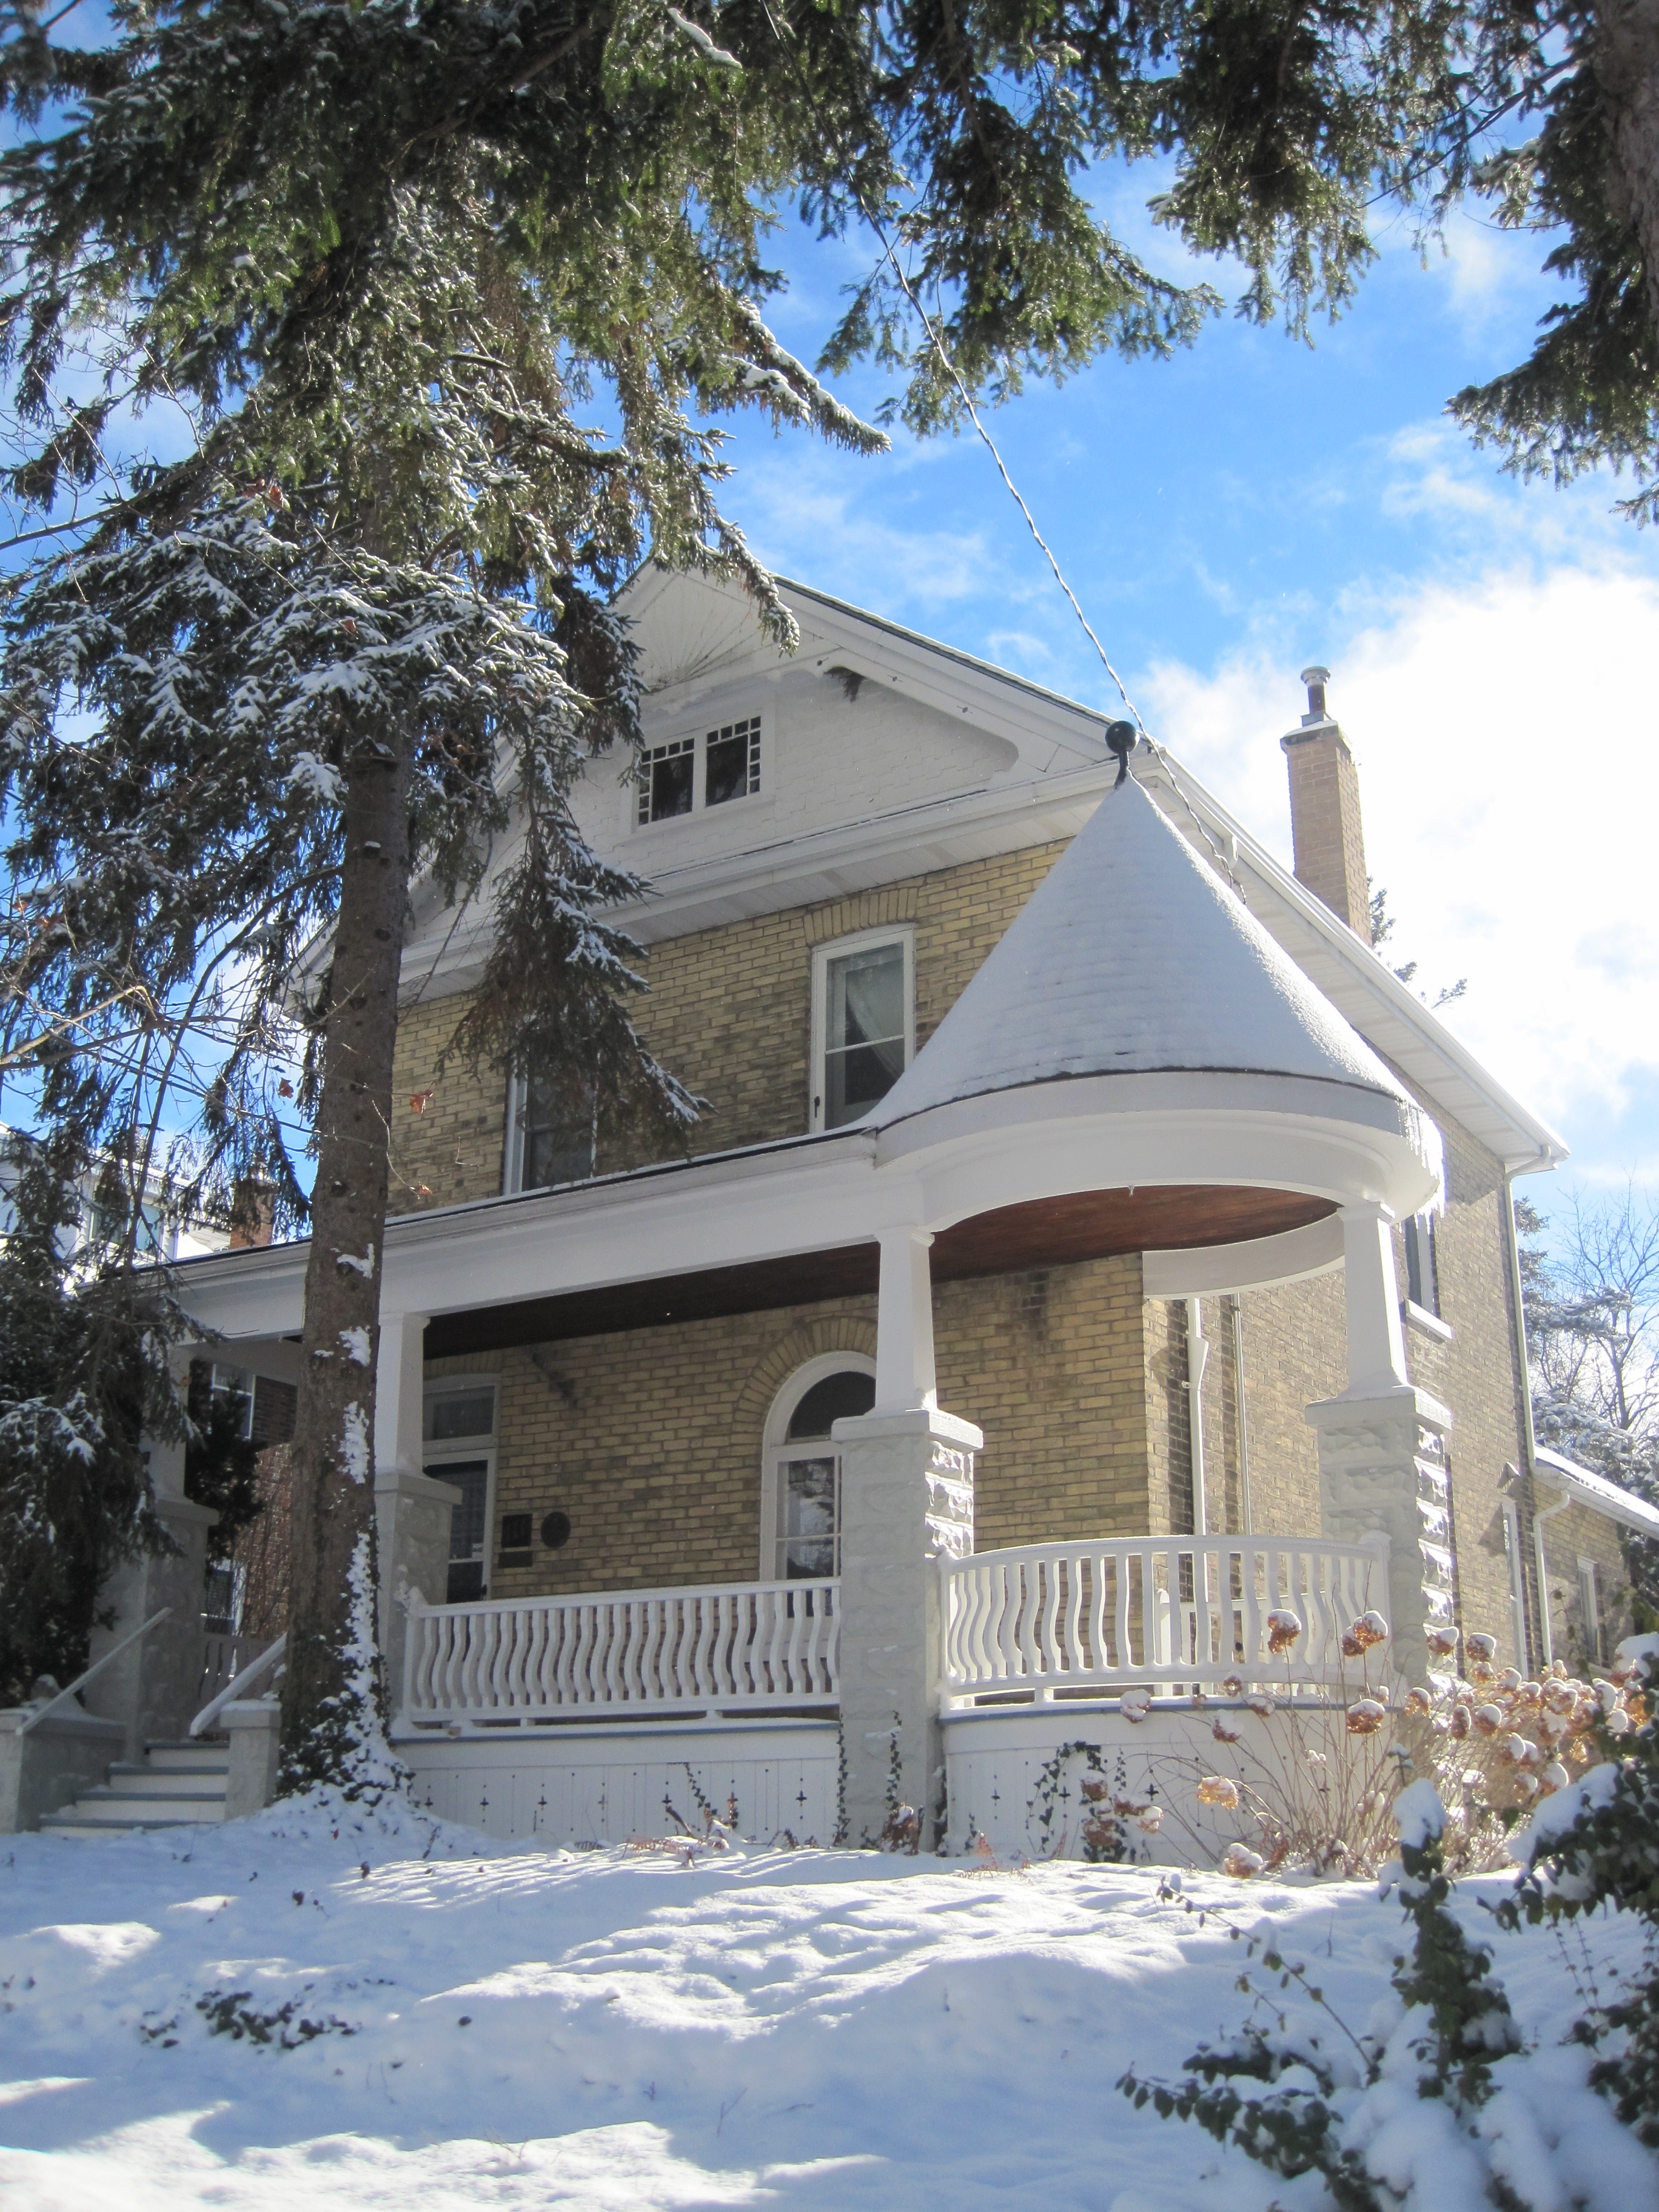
[102,565,1657,1852]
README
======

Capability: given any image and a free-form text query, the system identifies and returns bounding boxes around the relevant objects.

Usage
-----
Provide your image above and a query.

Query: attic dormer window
[637,734,694,825]
[705,716,760,806]
[635,715,760,826]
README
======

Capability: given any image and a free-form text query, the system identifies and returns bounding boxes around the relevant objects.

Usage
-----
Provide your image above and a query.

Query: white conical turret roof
[874,772,1413,1130]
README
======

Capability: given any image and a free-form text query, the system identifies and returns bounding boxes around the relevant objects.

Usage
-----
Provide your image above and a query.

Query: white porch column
[873,1227,939,1415]
[1307,1203,1452,1681]
[834,1224,977,1848]
[371,1313,458,1710]
[1339,1202,1410,1396]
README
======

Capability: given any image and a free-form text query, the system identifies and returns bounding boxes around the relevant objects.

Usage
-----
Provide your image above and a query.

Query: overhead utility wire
[865,215,1247,897]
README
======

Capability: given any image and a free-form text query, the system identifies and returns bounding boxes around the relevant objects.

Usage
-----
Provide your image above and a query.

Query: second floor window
[810,927,914,1131]
[506,1062,595,1193]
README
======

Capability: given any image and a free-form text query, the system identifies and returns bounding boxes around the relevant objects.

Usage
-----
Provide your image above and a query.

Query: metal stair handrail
[189,1632,286,1738]
[17,1607,172,1735]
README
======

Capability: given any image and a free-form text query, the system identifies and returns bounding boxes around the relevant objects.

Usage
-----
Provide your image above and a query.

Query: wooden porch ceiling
[422,1184,1336,1358]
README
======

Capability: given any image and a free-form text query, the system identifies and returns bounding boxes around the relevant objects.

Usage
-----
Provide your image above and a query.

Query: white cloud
[1136,560,1659,1167]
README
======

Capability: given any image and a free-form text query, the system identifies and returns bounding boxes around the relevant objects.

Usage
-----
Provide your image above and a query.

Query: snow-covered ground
[2,1796,1655,2211]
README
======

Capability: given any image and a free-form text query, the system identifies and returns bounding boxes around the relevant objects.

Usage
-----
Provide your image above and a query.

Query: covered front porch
[139,777,1446,1849]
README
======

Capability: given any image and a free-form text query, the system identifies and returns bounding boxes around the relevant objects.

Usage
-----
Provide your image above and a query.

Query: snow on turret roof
[873,771,1411,1128]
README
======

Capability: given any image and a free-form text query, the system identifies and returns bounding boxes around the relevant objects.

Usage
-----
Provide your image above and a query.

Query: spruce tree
[2,0,1655,1782]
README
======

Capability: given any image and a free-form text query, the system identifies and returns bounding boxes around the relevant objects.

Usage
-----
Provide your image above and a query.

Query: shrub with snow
[1121,1783,1537,2208]
[1497,1637,1659,2149]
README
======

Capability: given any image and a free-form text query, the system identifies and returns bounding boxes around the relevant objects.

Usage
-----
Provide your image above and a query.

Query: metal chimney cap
[1299,665,1332,725]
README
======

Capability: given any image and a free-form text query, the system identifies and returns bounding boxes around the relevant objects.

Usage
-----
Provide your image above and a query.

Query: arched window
[760,1355,876,1581]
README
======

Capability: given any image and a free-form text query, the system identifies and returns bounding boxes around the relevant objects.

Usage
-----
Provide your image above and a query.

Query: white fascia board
[1134,755,1566,1178]
[172,1128,894,1342]
[400,760,1122,994]
[1535,1445,1659,1537]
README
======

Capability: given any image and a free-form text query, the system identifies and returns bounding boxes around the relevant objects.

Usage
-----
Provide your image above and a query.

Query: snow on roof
[873,771,1418,1130]
[1535,1446,1659,1536]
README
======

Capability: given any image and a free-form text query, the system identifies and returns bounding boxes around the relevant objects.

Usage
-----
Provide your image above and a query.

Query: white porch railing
[400,1578,839,1731]
[940,1535,1389,1708]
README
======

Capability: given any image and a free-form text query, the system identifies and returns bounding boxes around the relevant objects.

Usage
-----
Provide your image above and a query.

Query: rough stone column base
[375,1466,462,1718]
[83,1494,220,1758]
[223,1698,283,1819]
[1307,1384,1453,1685]
[0,1707,125,1833]
[831,1406,979,1851]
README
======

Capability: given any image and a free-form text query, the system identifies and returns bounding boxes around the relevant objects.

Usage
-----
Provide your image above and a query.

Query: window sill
[1401,1299,1453,1344]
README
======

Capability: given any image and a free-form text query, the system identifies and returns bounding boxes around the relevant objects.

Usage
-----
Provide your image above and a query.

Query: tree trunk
[1594,0,1659,348]
[279,736,414,1789]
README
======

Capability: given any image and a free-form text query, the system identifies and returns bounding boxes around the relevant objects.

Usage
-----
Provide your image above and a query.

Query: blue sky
[706,175,1659,1242]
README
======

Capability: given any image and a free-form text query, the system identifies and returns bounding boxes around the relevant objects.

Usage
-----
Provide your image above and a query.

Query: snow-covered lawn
[2,1797,1655,2211]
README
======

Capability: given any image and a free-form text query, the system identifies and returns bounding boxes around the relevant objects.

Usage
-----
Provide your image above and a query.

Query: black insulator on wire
[1105,720,1136,787]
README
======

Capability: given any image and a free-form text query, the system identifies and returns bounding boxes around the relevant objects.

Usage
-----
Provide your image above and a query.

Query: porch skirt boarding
[398,1717,842,1849]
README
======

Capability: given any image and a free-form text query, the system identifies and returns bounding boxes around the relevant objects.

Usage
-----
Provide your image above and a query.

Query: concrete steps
[40,1738,230,1835]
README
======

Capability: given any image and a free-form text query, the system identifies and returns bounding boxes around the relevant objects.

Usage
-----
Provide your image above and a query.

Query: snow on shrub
[1496,1638,1659,2150]
[1121,1782,1546,2210]
[1141,1617,1650,1881]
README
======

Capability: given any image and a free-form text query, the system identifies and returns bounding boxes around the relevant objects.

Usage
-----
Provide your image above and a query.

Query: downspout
[1501,1166,1550,1668]
[1533,1491,1570,1671]
[1185,1298,1210,1537]
[1186,1296,1211,1643]
[1228,1294,1252,1536]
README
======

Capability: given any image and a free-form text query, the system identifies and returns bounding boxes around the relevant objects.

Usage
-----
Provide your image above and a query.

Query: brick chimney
[227,1175,275,1250]
[1280,666,1370,939]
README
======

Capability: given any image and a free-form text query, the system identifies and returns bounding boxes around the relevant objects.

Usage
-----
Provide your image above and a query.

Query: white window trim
[1576,1553,1602,1664]
[502,1070,598,1197]
[808,924,916,1134]
[757,1352,876,1581]
[209,1361,256,1441]
[503,1072,526,1196]
[1401,1299,1454,1344]
[632,712,765,834]
[423,1376,500,1600]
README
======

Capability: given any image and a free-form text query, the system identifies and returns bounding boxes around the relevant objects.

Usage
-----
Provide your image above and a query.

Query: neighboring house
[0,1122,232,1272]
[14,567,1655,1847]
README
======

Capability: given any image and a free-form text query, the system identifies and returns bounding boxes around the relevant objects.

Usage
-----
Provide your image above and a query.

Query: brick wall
[1230,1273,1345,1541]
[1534,1500,1634,1675]
[387,843,1067,1214]
[1386,1099,1533,1670]
[936,1256,1156,1547]
[426,1255,1166,1598]
[387,996,510,1215]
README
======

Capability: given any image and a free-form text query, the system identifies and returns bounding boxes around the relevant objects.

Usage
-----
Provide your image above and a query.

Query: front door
[438,1458,491,1603]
